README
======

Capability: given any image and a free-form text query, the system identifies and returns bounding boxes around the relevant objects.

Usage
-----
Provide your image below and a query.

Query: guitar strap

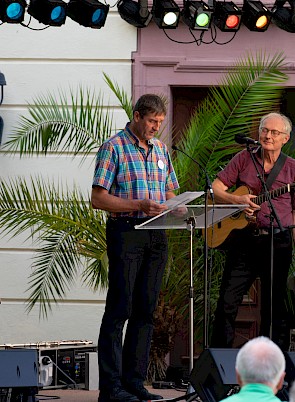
[265,152,287,190]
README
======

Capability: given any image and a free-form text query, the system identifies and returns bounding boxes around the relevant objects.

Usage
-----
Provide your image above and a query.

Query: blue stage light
[51,5,66,23]
[0,0,26,23]
[67,0,109,28]
[28,0,67,26]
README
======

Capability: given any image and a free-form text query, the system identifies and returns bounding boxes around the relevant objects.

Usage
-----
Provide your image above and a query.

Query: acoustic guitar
[204,183,294,248]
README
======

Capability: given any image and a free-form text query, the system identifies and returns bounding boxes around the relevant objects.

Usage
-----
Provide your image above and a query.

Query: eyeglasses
[260,127,287,137]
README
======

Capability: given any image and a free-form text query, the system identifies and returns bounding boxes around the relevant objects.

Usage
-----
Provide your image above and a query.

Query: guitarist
[211,112,295,351]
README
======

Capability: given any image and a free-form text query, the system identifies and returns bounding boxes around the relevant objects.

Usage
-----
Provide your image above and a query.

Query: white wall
[0,10,137,345]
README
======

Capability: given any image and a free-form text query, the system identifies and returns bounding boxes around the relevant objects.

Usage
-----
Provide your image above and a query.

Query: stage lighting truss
[0,0,26,23]
[117,0,152,27]
[28,0,67,26]
[213,1,242,31]
[67,0,109,28]
[242,0,271,31]
[182,0,213,30]
[152,0,181,28]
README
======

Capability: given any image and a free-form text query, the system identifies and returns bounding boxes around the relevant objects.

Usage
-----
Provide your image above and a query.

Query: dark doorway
[171,86,210,143]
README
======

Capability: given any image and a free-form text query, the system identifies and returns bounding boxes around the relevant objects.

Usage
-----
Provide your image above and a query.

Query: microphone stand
[246,144,284,340]
[203,173,214,349]
[172,146,214,352]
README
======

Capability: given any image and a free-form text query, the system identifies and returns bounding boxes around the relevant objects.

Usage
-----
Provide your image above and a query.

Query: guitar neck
[256,183,292,205]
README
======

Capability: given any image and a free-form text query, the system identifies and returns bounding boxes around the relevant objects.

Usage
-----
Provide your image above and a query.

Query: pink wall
[132,21,295,142]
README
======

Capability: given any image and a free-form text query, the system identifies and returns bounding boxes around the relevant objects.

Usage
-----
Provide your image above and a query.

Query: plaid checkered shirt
[92,124,179,218]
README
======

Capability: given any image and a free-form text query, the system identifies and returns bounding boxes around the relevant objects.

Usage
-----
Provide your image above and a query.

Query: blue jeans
[98,218,168,393]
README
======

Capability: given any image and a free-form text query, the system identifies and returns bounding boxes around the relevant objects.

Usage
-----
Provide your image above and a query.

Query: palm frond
[81,254,109,291]
[26,232,80,317]
[2,87,113,158]
[173,51,288,191]
[103,72,133,120]
[0,176,108,317]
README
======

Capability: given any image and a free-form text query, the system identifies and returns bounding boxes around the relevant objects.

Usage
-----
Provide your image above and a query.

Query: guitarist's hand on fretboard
[212,178,260,216]
[204,181,294,248]
[235,193,261,217]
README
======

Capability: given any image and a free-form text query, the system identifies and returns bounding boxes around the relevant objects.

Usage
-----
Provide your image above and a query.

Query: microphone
[172,145,214,201]
[235,134,260,145]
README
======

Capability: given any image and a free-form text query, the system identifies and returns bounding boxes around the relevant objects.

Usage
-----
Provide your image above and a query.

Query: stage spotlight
[0,0,26,23]
[67,0,109,28]
[182,0,213,30]
[28,0,67,26]
[117,0,152,27]
[213,1,242,31]
[242,0,271,31]
[152,0,181,28]
[272,0,295,32]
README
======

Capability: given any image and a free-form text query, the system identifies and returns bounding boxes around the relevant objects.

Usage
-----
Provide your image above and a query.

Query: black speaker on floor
[189,348,239,402]
[189,348,293,402]
[284,352,295,390]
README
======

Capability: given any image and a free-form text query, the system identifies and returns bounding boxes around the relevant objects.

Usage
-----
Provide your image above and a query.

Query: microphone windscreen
[234,134,246,144]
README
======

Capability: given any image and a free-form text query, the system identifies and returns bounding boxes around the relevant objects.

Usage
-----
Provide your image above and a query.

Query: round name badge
[158,160,164,170]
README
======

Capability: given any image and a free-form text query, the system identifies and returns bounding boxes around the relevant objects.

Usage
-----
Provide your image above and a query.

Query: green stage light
[182,0,213,29]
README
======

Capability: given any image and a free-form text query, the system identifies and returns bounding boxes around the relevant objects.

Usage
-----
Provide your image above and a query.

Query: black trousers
[98,218,168,393]
[211,228,292,350]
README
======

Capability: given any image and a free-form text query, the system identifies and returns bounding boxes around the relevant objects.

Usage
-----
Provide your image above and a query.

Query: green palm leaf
[0,75,133,317]
[0,176,107,317]
[27,232,80,318]
[173,51,288,191]
[2,87,113,158]
[103,72,133,121]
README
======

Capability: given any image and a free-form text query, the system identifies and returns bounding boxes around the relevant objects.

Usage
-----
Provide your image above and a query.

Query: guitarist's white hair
[259,112,292,135]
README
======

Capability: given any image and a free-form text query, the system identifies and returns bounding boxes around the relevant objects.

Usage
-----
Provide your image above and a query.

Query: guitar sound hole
[231,212,242,220]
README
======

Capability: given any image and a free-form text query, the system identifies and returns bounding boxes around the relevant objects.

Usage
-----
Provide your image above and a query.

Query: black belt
[108,216,151,225]
[253,227,289,236]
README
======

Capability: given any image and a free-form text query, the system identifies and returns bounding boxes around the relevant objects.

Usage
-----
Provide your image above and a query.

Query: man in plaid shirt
[91,94,179,402]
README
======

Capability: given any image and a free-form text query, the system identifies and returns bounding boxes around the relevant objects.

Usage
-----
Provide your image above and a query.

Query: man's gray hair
[235,336,285,386]
[259,112,292,135]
